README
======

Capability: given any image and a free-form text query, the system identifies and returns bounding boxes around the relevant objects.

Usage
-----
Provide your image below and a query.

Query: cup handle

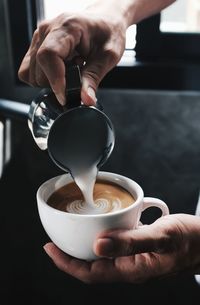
[142,197,169,216]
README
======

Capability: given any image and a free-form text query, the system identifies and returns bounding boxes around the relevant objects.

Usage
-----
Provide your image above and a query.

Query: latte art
[47,180,135,215]
[65,197,124,215]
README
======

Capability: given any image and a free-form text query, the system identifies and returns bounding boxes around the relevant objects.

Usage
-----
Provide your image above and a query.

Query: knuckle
[18,66,25,80]
[103,47,121,64]
[60,16,82,39]
[157,221,184,253]
[62,15,78,29]
[83,70,100,86]
[38,20,50,32]
[54,12,71,23]
[18,65,29,83]
[36,47,56,64]
[32,29,39,39]
[62,21,82,43]
[132,254,159,283]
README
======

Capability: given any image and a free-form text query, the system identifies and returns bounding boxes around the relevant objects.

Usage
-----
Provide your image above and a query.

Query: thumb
[94,223,170,258]
[81,58,113,106]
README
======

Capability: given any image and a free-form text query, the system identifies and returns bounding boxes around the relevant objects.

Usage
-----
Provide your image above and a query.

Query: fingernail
[87,87,97,104]
[43,244,52,257]
[96,238,114,256]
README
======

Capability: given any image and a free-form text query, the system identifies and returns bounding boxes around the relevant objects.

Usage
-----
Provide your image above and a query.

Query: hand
[43,214,200,283]
[18,2,128,105]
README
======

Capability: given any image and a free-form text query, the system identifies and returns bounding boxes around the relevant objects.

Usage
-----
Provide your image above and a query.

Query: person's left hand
[43,213,200,283]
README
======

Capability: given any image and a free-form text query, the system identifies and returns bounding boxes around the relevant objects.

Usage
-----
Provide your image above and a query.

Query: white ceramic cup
[37,171,169,261]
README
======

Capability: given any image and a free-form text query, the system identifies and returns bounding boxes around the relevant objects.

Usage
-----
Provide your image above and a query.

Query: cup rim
[37,171,144,218]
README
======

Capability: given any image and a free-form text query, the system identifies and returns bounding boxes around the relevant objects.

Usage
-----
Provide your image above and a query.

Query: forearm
[124,0,176,26]
[87,0,176,28]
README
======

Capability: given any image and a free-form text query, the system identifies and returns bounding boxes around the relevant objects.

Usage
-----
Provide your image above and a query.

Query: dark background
[0,1,200,304]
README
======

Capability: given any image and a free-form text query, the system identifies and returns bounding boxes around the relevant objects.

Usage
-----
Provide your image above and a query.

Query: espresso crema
[47,180,135,215]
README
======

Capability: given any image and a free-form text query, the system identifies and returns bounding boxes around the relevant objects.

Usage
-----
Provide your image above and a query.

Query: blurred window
[161,0,200,33]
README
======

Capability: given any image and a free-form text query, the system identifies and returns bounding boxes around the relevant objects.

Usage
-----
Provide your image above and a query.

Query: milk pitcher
[28,62,115,173]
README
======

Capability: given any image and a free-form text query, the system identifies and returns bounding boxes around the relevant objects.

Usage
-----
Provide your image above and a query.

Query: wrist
[86,0,176,27]
[85,0,134,30]
[93,0,177,26]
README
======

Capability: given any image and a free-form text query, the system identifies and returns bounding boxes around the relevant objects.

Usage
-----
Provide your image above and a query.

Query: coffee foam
[65,197,125,215]
[47,179,135,215]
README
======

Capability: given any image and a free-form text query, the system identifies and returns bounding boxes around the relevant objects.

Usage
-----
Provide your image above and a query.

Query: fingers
[18,13,124,106]
[36,28,82,105]
[18,29,40,86]
[43,242,92,282]
[18,20,82,105]
[81,49,118,106]
[43,242,122,283]
[94,220,174,258]
[18,23,49,87]
[43,243,165,284]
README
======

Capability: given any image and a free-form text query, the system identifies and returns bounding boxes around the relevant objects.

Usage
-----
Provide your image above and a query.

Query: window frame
[101,14,200,91]
[135,14,200,60]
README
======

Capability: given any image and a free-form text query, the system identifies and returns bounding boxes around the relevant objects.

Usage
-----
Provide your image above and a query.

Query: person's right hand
[43,213,200,284]
[18,2,128,106]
